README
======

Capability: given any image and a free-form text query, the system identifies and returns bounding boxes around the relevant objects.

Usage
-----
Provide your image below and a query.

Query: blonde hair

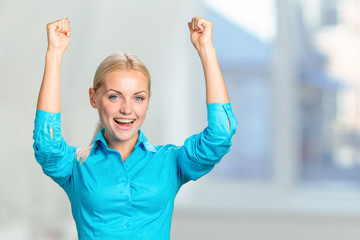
[75,52,151,163]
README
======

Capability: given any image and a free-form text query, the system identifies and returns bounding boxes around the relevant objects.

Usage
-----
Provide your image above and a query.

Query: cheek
[135,103,149,119]
[98,101,117,117]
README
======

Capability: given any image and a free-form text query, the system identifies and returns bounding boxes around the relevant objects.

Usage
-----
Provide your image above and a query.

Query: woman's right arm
[37,18,71,112]
[33,18,74,188]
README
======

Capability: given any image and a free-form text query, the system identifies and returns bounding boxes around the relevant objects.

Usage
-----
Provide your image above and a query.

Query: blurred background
[2,0,360,239]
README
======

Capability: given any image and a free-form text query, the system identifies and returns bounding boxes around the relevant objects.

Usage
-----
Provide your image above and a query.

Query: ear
[89,88,97,108]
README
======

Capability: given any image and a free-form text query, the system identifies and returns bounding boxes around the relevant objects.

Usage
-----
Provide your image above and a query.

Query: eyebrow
[105,89,148,95]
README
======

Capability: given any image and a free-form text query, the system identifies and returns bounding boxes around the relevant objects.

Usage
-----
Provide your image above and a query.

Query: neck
[106,134,139,162]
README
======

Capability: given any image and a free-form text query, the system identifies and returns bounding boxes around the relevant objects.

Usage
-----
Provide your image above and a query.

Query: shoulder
[146,143,181,155]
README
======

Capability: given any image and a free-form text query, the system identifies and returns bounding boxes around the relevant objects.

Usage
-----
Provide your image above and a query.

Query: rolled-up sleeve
[176,103,238,184]
[33,109,75,187]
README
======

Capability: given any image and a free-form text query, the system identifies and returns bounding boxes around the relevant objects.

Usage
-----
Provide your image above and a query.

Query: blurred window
[205,0,276,180]
[205,0,360,185]
[300,0,360,184]
[321,0,339,27]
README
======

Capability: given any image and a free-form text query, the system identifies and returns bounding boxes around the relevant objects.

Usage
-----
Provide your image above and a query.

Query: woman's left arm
[174,18,237,185]
[188,17,230,104]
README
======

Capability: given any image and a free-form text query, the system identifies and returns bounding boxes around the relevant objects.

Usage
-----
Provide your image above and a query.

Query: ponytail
[75,121,103,164]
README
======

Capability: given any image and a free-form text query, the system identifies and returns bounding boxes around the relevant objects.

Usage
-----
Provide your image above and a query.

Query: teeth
[115,118,134,123]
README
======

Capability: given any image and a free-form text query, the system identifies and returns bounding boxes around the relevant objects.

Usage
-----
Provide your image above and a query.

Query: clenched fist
[46,18,71,53]
[188,17,213,52]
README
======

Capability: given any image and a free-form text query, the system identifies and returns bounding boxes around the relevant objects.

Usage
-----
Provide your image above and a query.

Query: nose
[120,101,132,115]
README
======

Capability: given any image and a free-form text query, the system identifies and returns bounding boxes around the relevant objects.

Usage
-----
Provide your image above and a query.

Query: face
[89,69,150,148]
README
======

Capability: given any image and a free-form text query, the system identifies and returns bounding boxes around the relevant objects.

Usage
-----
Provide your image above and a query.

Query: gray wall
[2,1,360,240]
[0,0,205,238]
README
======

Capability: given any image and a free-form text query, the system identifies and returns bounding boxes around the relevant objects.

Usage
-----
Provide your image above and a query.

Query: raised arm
[37,18,71,112]
[33,19,74,187]
[188,17,230,104]
[174,18,236,185]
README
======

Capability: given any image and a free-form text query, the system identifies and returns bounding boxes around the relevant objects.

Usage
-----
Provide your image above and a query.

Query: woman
[33,17,237,239]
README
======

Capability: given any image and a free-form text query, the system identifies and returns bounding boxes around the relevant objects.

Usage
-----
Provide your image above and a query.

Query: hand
[188,17,213,52]
[46,18,71,53]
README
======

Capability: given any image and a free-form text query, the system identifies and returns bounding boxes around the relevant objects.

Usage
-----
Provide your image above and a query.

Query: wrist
[46,47,66,56]
[46,48,65,61]
[197,43,216,59]
[45,49,65,69]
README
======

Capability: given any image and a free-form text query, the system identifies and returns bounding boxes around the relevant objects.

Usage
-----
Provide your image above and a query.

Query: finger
[57,20,63,33]
[187,22,192,32]
[191,17,197,31]
[195,17,202,32]
[47,22,58,33]
[54,24,61,36]
[63,19,68,32]
[65,18,71,38]
[188,22,196,33]
[62,18,68,32]
[47,18,69,38]
[190,17,199,33]
[62,19,68,37]
[65,18,71,35]
[192,17,199,32]
[195,17,205,32]
[54,18,71,37]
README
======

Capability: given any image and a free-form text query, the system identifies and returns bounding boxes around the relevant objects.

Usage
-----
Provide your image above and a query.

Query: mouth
[114,118,136,130]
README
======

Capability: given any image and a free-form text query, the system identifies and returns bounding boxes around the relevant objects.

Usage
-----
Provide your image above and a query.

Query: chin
[115,131,138,142]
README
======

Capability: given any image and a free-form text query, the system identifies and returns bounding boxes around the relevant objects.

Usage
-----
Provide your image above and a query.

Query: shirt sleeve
[176,103,238,185]
[33,109,75,187]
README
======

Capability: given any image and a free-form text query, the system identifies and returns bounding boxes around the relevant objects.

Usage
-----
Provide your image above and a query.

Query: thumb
[187,22,192,31]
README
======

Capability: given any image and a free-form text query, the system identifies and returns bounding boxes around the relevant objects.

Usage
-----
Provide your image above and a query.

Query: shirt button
[49,113,55,119]
[125,199,131,205]
[125,222,130,228]
[120,177,127,182]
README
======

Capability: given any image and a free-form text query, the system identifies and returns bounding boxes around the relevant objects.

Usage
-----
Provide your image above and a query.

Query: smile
[114,118,135,123]
[114,118,136,130]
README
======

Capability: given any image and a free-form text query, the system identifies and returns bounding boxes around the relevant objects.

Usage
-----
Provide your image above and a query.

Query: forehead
[102,70,148,92]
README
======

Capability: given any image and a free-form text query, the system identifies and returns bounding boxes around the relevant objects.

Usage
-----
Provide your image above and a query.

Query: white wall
[171,210,360,240]
[2,0,360,239]
[0,0,205,238]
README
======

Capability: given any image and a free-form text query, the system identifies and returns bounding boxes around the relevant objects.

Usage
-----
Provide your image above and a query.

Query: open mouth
[114,118,136,129]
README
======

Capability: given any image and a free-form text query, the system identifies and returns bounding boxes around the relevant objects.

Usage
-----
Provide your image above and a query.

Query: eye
[109,95,119,101]
[134,96,145,102]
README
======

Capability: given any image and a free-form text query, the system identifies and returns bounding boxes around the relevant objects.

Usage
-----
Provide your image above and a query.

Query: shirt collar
[92,128,157,153]
[93,128,107,149]
[137,129,157,152]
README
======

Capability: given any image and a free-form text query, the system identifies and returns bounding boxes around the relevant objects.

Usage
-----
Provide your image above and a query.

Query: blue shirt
[33,103,237,239]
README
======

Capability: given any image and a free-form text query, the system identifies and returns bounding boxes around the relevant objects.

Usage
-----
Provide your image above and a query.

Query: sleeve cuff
[35,109,61,122]
[207,102,231,123]
[207,103,237,136]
